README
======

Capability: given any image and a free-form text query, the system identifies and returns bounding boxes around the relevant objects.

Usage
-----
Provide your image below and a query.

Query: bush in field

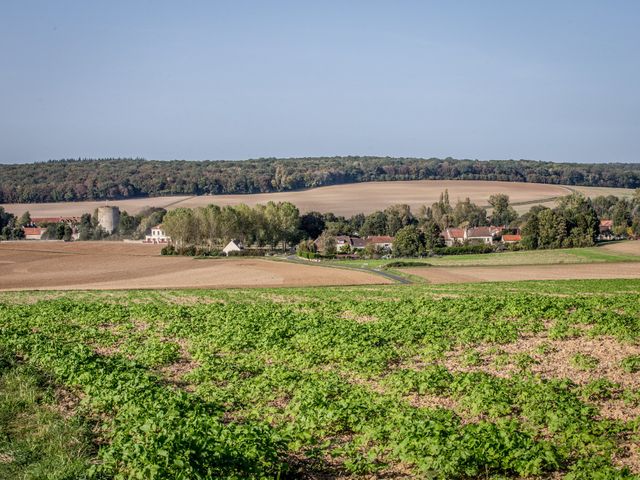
[620,355,640,373]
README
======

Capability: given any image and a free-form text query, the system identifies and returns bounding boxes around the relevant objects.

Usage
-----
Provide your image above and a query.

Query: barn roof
[442,228,465,240]
[467,227,500,238]
[502,234,522,242]
[23,227,45,235]
[366,235,394,243]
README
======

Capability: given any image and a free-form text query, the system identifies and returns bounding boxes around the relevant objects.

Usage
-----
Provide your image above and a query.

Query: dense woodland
[1,157,640,203]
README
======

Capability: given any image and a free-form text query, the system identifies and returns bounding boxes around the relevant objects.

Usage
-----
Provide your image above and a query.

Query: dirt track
[404,262,640,284]
[1,180,575,217]
[0,242,390,291]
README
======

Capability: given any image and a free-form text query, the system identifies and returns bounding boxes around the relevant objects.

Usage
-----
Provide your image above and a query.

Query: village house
[335,236,353,250]
[351,237,367,249]
[441,226,505,246]
[442,228,465,247]
[335,236,367,250]
[222,239,244,255]
[466,226,502,245]
[22,227,46,240]
[366,235,394,251]
[144,224,170,244]
[314,235,367,253]
[598,219,614,240]
[502,234,522,244]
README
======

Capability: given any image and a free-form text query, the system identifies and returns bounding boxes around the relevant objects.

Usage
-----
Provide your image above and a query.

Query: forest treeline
[1,156,640,203]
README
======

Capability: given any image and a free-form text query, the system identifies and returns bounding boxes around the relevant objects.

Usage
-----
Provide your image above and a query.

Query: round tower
[97,206,120,234]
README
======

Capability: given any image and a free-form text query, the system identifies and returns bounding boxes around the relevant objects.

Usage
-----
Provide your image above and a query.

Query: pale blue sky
[1,1,639,164]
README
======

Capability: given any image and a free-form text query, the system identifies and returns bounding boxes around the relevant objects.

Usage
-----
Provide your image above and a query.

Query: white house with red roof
[442,228,465,246]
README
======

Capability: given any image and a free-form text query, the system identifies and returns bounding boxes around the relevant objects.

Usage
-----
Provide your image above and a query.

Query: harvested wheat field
[2,180,579,217]
[405,262,640,284]
[0,242,389,291]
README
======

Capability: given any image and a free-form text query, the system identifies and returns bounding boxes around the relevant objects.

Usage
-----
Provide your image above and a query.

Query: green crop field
[1,280,639,479]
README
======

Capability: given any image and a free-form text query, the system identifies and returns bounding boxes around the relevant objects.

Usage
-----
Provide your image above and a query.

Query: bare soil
[601,240,640,255]
[404,263,640,284]
[1,180,573,217]
[0,241,390,291]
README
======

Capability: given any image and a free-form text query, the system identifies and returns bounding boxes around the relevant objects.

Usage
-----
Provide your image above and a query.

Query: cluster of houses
[316,235,395,252]
[441,226,522,246]
[312,229,521,253]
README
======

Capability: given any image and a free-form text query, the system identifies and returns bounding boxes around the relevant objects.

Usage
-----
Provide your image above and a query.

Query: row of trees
[162,202,301,250]
[309,192,518,240]
[2,156,640,203]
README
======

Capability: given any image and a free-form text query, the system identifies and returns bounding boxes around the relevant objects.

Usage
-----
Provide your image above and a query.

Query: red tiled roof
[467,227,499,238]
[442,228,465,240]
[600,219,613,228]
[23,227,45,236]
[502,234,522,242]
[366,236,394,243]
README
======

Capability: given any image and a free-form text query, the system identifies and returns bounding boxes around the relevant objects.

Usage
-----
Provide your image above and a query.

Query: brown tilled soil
[0,241,389,290]
[1,180,572,217]
[601,240,640,255]
[405,262,640,284]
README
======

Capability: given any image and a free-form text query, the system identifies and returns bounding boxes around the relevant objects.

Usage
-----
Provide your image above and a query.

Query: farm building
[466,226,502,245]
[366,236,394,251]
[441,226,502,245]
[442,228,465,246]
[351,237,367,249]
[22,227,46,240]
[223,240,244,255]
[598,220,614,240]
[335,236,367,250]
[314,236,367,253]
[144,224,170,244]
[502,234,522,244]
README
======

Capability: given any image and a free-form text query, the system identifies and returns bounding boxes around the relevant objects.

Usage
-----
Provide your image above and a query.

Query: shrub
[570,353,599,371]
[382,261,429,269]
[432,244,495,256]
[620,355,640,373]
[177,245,197,256]
[160,245,176,255]
[227,249,267,257]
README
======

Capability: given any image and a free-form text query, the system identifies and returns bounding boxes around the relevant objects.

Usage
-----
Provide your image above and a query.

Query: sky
[1,1,639,164]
